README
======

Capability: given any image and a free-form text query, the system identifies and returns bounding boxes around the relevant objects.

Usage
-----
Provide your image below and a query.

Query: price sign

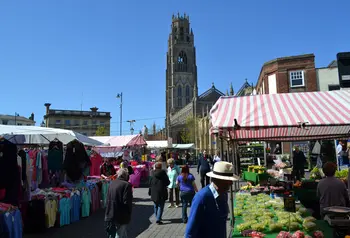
[284,196,296,213]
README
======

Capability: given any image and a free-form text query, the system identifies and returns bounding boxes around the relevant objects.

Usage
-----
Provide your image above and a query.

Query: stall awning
[0,125,103,146]
[90,134,147,147]
[146,140,169,149]
[210,90,350,141]
[172,143,195,149]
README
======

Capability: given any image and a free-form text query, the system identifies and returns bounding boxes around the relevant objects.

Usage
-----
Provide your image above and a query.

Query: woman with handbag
[149,162,170,225]
[176,165,198,224]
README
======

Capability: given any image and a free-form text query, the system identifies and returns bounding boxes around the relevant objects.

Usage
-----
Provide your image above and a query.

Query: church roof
[236,80,253,97]
[198,83,224,99]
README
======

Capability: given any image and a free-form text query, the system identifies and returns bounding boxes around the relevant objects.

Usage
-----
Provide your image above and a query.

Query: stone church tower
[166,13,198,136]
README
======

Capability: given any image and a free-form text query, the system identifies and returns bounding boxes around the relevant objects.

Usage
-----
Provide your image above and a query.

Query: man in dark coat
[292,146,307,181]
[105,168,133,238]
[149,162,170,224]
[197,150,213,188]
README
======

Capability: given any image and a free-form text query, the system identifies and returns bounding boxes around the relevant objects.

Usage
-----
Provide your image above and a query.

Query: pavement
[23,167,233,238]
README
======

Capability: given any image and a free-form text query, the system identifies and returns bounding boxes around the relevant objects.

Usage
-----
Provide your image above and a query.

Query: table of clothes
[113,164,148,188]
[19,178,110,235]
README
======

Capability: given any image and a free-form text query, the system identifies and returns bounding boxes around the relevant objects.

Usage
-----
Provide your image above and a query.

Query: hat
[206,161,238,181]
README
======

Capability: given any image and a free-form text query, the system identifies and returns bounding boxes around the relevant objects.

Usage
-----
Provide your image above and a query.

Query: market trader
[292,146,306,181]
[100,158,117,179]
[317,162,350,218]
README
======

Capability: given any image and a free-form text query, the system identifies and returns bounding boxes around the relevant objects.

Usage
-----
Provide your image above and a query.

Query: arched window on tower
[177,51,187,72]
[177,85,182,108]
[185,85,190,104]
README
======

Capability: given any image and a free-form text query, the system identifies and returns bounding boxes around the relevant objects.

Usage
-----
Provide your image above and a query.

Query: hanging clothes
[0,138,20,206]
[63,140,91,182]
[90,151,103,176]
[48,140,64,173]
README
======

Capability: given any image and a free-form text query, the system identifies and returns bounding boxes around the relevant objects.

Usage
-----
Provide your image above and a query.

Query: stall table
[242,171,270,184]
[232,218,332,237]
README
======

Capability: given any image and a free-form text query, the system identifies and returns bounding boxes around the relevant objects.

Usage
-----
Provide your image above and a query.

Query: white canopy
[172,143,195,149]
[0,125,103,146]
[146,140,169,149]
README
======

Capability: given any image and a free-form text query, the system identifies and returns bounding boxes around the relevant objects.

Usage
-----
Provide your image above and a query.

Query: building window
[177,85,182,107]
[17,123,22,126]
[55,120,61,125]
[328,84,340,91]
[185,85,190,104]
[100,121,105,126]
[289,70,305,87]
[65,120,70,126]
[74,120,80,126]
[176,51,187,72]
[92,120,97,126]
[83,120,88,126]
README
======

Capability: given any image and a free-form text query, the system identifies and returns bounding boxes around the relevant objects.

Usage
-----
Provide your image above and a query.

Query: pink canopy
[90,134,147,147]
[210,90,350,141]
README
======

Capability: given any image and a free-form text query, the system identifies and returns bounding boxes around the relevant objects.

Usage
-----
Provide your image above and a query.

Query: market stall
[209,90,350,236]
[0,125,103,146]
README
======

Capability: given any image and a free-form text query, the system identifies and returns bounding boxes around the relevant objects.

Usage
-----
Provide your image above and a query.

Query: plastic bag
[303,222,317,231]
[303,216,316,223]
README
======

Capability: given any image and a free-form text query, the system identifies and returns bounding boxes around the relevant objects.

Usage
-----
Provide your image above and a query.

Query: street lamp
[116,93,123,135]
[14,112,19,125]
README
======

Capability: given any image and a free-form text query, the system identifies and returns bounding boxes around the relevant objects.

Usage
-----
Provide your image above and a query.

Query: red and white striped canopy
[210,90,350,141]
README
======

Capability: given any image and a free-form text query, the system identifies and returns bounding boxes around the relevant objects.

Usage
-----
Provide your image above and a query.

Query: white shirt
[213,155,221,162]
[337,144,343,156]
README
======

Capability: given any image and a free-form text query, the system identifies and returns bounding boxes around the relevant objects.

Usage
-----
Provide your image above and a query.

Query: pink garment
[90,153,103,176]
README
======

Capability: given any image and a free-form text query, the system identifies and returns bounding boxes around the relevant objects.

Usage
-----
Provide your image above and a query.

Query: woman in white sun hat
[185,161,238,238]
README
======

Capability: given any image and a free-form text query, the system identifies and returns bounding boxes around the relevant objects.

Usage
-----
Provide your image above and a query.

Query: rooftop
[198,83,225,99]
[0,114,35,123]
[263,53,315,67]
[46,109,111,117]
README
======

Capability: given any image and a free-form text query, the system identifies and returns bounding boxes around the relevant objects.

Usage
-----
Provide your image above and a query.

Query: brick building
[256,54,317,95]
[255,53,317,154]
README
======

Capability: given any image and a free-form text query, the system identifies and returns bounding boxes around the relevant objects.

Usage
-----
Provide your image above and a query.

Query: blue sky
[0,0,349,135]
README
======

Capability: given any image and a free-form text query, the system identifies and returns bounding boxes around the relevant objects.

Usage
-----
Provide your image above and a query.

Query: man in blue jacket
[186,161,237,238]
[197,150,213,188]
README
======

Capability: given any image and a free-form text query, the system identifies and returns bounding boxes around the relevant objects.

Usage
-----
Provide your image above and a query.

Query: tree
[180,116,199,143]
[95,126,107,136]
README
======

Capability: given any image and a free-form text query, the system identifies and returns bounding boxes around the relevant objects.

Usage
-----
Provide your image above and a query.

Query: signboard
[337,52,350,88]
[284,196,296,213]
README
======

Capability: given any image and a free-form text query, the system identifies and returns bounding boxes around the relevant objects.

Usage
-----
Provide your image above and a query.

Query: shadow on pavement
[128,204,154,237]
[23,204,154,238]
[163,218,184,224]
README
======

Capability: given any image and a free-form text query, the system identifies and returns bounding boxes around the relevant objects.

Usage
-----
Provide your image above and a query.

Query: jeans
[200,171,210,188]
[106,222,128,238]
[168,187,179,205]
[153,201,165,222]
[180,191,195,222]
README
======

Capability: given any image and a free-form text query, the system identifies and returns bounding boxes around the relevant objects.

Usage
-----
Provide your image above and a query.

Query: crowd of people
[103,150,234,238]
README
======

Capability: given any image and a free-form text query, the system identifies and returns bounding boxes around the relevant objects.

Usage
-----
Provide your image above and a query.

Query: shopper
[105,168,133,238]
[176,165,198,223]
[149,162,170,225]
[317,162,350,218]
[197,150,212,188]
[167,158,180,208]
[213,151,221,164]
[186,161,236,238]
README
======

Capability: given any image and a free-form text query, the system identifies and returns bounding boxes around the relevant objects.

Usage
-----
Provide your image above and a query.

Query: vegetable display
[235,193,325,237]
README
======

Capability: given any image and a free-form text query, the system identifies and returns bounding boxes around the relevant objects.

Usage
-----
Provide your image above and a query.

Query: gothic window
[177,85,182,107]
[177,51,187,72]
[186,85,190,104]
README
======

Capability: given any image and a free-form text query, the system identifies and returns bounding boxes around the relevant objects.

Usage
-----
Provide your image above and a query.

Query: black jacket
[197,156,212,173]
[105,178,133,224]
[149,170,170,204]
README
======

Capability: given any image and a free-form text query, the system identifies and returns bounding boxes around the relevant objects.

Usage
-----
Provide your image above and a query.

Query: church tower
[166,13,198,135]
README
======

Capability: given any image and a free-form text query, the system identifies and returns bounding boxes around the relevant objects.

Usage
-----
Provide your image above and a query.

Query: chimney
[90,107,99,112]
[29,113,34,121]
[44,103,51,115]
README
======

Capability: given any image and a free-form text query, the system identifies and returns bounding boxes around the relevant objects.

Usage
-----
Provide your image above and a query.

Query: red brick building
[256,54,317,95]
[255,53,318,154]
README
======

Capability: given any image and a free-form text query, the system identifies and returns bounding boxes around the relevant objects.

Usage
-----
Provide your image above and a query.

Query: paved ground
[24,168,233,238]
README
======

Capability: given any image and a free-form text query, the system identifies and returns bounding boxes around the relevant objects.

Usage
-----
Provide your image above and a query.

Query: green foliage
[180,116,199,143]
[95,126,107,136]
